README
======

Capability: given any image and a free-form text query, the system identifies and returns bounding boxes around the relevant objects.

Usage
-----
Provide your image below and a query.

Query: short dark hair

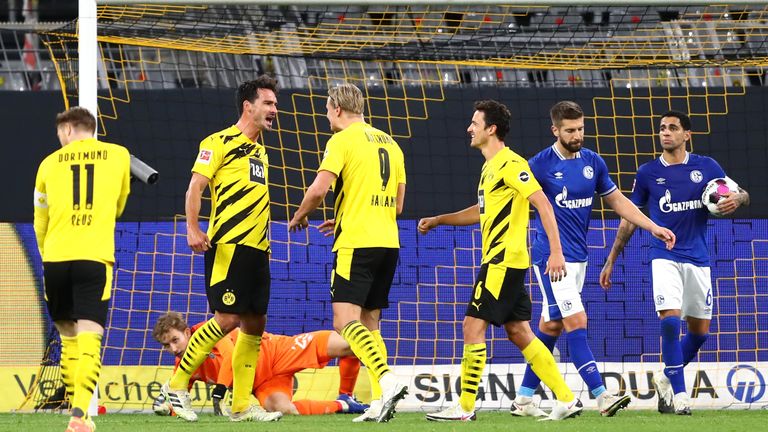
[473,100,511,140]
[55,107,96,133]
[660,110,691,131]
[236,75,279,115]
[152,312,189,343]
[550,101,584,127]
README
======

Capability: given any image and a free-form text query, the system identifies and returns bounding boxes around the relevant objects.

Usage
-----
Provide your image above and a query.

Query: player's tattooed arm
[609,218,637,260]
[718,187,750,215]
[736,187,750,206]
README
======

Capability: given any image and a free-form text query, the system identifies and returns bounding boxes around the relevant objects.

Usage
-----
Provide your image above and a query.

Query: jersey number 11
[71,163,95,210]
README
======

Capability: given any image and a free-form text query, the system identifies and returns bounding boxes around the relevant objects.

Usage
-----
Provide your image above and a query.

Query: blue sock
[660,316,685,394]
[681,333,708,366]
[519,329,559,397]
[567,328,606,397]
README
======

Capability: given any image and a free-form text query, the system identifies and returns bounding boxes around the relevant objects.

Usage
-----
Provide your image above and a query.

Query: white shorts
[651,259,713,319]
[533,261,587,322]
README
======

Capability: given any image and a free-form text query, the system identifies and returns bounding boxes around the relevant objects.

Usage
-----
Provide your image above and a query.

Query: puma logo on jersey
[471,301,482,311]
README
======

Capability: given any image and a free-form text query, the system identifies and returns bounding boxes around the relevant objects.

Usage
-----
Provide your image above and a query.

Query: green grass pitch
[0,410,764,432]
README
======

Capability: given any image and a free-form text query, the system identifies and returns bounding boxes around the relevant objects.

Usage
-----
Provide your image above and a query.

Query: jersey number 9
[378,148,390,191]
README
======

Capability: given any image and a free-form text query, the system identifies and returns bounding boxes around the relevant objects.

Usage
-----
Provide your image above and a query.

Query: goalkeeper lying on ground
[151,312,369,416]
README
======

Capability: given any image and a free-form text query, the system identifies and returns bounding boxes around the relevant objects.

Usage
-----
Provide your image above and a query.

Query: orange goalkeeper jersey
[176,325,332,395]
[173,322,235,388]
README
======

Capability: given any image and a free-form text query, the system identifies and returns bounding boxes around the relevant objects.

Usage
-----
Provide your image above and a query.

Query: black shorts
[43,260,112,327]
[330,248,398,310]
[205,244,270,315]
[465,263,531,326]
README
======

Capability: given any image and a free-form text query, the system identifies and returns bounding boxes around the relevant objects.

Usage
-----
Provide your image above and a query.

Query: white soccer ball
[701,177,739,217]
[152,394,171,416]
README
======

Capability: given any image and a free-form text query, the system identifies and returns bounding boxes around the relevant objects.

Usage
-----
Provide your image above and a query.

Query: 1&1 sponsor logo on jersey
[250,158,266,185]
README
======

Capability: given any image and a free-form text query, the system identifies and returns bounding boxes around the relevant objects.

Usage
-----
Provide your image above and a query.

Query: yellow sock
[60,335,78,402]
[71,332,102,417]
[341,322,390,387]
[522,338,574,402]
[169,318,224,390]
[231,332,261,413]
[459,343,486,412]
[366,330,387,400]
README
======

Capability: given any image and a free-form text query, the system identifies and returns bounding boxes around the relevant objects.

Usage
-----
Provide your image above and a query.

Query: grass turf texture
[0,410,763,432]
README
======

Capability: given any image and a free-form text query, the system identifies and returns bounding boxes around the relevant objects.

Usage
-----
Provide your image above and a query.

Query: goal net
[19,1,768,412]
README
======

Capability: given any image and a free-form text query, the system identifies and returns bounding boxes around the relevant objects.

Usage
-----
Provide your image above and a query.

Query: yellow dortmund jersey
[192,125,271,252]
[319,122,406,251]
[33,138,131,264]
[478,147,541,268]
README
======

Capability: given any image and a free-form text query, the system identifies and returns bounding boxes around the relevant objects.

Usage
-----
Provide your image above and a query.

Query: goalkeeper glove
[212,384,228,416]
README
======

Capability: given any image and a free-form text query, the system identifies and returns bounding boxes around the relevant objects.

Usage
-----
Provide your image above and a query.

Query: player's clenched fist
[187,226,210,252]
[418,217,439,234]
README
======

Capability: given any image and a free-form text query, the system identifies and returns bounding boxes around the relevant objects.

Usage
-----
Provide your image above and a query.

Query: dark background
[4,86,767,221]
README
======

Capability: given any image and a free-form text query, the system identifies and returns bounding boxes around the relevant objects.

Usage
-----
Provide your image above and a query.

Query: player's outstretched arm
[603,189,675,250]
[289,170,337,232]
[717,187,750,215]
[528,190,566,282]
[417,204,480,234]
[600,218,638,289]
[185,173,211,252]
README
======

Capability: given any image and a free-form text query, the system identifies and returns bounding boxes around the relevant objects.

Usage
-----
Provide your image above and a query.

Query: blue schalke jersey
[631,152,725,266]
[529,144,617,265]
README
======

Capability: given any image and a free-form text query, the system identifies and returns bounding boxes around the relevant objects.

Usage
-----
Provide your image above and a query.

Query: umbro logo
[656,178,666,185]
[554,172,564,180]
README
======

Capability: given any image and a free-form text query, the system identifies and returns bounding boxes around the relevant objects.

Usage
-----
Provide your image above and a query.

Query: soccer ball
[701,177,739,216]
[152,394,171,416]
